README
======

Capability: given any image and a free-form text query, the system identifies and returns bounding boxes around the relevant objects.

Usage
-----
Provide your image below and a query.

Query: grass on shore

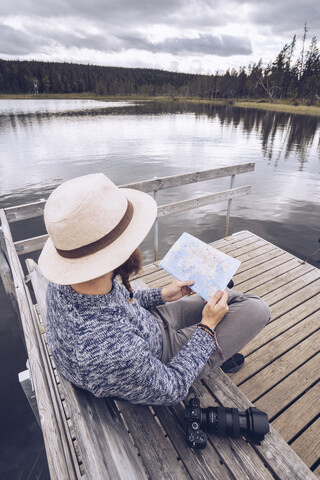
[234,101,320,117]
[1,93,320,116]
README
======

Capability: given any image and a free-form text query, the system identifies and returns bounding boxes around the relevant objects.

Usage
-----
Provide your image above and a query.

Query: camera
[185,397,269,449]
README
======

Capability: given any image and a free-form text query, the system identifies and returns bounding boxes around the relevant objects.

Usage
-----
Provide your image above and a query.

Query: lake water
[1,99,319,479]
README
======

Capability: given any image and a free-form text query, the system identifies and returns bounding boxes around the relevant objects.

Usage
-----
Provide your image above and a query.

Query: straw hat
[38,173,157,285]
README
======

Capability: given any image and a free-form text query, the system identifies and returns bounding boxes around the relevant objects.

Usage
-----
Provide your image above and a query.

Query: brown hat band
[55,200,134,259]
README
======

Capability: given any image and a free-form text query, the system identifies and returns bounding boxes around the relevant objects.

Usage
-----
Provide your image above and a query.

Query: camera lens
[201,405,269,444]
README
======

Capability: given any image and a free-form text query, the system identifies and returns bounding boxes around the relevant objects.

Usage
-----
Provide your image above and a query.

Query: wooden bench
[21,255,317,480]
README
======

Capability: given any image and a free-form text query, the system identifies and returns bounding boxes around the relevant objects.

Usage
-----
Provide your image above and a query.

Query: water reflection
[2,100,319,167]
[0,99,319,254]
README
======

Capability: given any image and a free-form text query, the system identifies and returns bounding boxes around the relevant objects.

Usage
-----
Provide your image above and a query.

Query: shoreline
[1,93,320,117]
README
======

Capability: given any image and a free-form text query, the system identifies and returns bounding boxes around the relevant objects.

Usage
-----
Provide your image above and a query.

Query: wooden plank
[63,380,149,480]
[27,259,49,326]
[254,353,320,418]
[28,259,149,480]
[122,163,255,193]
[27,293,82,475]
[0,246,20,318]
[210,230,254,250]
[131,262,160,279]
[290,418,320,468]
[239,330,320,401]
[4,199,46,223]
[157,186,251,217]
[146,273,175,288]
[262,269,320,306]
[234,252,294,285]
[225,239,270,258]
[203,368,317,479]
[268,279,320,321]
[18,369,41,426]
[272,382,320,442]
[232,243,279,265]
[66,377,147,480]
[241,294,320,356]
[118,402,191,480]
[236,258,301,292]
[29,300,82,478]
[14,234,48,255]
[235,247,285,275]
[0,210,78,480]
[135,268,171,285]
[241,293,320,356]
[230,310,320,384]
[214,233,262,254]
[250,262,316,299]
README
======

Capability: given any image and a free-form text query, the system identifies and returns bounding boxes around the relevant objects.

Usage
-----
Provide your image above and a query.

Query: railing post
[225,174,235,237]
[153,181,159,261]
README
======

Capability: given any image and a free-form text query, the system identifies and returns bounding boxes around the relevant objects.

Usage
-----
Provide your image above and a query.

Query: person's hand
[201,290,229,331]
[161,279,195,302]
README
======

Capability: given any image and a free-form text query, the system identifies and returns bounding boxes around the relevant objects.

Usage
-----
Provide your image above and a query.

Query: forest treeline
[1,29,319,103]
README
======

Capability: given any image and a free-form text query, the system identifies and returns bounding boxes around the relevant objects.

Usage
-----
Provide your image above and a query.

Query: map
[159,232,241,301]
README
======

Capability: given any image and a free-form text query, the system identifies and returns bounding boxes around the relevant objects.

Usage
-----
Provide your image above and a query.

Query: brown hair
[114,248,142,300]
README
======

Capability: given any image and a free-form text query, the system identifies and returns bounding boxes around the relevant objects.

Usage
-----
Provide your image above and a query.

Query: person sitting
[38,173,270,405]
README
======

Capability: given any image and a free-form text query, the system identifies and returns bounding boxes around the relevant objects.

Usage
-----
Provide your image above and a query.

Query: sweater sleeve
[96,327,217,405]
[133,287,165,309]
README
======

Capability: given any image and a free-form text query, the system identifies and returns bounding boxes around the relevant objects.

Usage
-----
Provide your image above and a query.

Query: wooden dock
[21,230,319,480]
[0,164,319,479]
[135,230,320,478]
[22,230,319,479]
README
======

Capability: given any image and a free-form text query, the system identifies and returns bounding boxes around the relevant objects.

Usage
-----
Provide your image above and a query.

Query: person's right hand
[201,290,229,331]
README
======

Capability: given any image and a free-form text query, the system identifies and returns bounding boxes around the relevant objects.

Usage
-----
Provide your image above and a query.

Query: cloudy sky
[0,0,319,74]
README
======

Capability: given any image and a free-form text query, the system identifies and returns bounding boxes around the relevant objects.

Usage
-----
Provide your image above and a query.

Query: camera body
[185,397,207,449]
[185,397,269,449]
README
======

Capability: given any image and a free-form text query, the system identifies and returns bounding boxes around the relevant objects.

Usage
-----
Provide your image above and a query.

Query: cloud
[0,0,319,73]
[0,19,252,59]
[0,24,40,55]
[0,0,229,28]
[239,0,320,35]
[116,32,252,56]
[150,34,252,56]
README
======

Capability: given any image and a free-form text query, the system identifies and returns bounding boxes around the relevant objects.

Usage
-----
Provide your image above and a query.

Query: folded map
[159,232,241,301]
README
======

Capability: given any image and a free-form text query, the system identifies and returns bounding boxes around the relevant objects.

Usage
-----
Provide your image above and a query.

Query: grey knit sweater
[46,279,217,405]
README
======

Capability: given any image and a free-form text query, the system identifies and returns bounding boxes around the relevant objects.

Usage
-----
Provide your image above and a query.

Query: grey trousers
[149,288,271,378]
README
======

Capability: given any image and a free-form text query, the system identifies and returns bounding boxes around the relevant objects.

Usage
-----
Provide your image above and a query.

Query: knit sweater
[46,279,217,405]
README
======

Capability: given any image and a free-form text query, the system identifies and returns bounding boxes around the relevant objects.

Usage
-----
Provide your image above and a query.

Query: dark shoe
[227,279,234,289]
[221,353,244,373]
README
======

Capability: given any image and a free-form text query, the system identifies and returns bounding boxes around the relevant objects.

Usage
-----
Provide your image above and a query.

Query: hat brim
[38,188,157,284]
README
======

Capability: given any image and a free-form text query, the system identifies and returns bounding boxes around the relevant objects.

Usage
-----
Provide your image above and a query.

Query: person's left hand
[161,279,195,302]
